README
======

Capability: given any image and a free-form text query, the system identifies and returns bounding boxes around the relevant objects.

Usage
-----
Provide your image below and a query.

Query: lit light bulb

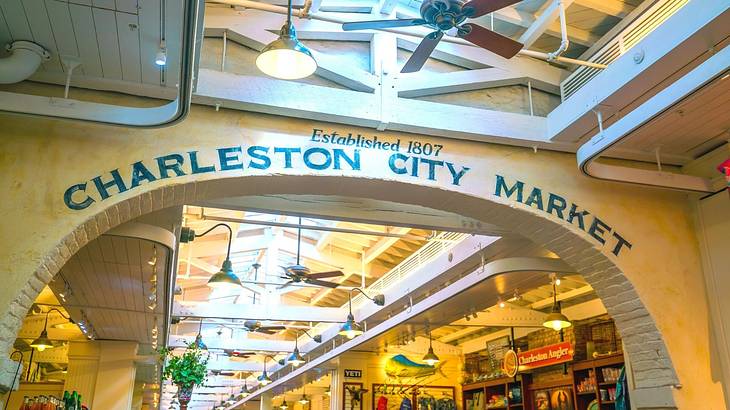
[344,330,358,340]
[499,299,505,308]
[550,321,563,331]
[555,278,561,286]
[36,345,46,352]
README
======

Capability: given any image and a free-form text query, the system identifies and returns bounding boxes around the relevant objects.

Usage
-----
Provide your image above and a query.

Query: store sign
[344,369,362,378]
[515,342,574,371]
[495,175,632,256]
[62,128,471,211]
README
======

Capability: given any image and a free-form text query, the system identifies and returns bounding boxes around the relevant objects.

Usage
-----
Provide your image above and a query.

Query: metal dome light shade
[339,312,364,340]
[542,281,572,331]
[256,0,316,80]
[30,329,53,352]
[207,259,241,289]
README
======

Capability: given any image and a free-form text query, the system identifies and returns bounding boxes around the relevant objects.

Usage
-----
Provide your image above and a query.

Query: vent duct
[0,41,51,84]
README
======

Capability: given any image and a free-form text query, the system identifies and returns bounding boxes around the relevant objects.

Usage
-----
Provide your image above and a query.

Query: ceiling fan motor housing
[421,0,468,31]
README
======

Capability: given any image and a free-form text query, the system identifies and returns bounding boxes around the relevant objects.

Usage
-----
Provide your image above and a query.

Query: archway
[1,175,679,409]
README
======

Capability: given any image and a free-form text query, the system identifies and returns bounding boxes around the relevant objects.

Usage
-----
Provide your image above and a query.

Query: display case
[571,354,624,409]
[463,375,532,410]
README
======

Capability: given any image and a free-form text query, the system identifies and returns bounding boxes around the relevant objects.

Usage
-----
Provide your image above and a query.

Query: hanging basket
[177,384,194,409]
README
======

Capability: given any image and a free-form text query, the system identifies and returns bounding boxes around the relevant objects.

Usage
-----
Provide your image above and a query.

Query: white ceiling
[0,0,181,97]
[51,233,168,345]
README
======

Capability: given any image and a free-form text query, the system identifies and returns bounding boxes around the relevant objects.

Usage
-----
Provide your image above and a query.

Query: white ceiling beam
[195,69,556,148]
[207,358,266,372]
[174,301,344,322]
[530,284,594,309]
[204,9,378,92]
[397,67,559,98]
[168,335,296,352]
[362,227,411,265]
[379,0,398,15]
[518,0,574,49]
[574,0,635,18]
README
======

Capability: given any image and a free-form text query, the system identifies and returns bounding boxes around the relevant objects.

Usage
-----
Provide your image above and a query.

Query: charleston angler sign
[62,128,631,256]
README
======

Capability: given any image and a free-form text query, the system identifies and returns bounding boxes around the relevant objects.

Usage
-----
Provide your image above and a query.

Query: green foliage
[159,343,209,389]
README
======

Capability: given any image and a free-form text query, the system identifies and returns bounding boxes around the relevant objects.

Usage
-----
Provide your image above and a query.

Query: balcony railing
[560,0,689,100]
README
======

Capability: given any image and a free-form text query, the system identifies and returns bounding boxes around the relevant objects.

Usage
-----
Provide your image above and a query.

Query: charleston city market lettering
[63,131,471,212]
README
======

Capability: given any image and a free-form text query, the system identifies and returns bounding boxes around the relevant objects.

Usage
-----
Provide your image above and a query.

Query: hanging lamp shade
[258,370,272,386]
[207,259,242,289]
[298,395,309,405]
[30,329,53,352]
[288,346,305,367]
[543,282,572,331]
[339,313,363,339]
[256,24,317,80]
[543,307,572,331]
[422,346,440,366]
[280,399,289,410]
[193,333,208,350]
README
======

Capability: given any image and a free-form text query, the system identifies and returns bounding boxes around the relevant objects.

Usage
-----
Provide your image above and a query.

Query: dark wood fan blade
[305,278,340,288]
[401,31,444,73]
[463,0,522,18]
[342,18,427,31]
[277,281,294,289]
[259,326,287,331]
[307,270,344,279]
[457,24,522,59]
[255,328,279,335]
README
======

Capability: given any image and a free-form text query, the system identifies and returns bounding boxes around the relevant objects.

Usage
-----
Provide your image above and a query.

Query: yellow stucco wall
[0,106,723,409]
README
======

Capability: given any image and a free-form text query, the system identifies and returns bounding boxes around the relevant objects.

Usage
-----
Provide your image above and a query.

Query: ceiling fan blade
[463,0,522,18]
[305,278,340,288]
[277,281,294,290]
[307,270,344,279]
[243,320,259,329]
[401,31,444,73]
[259,325,287,331]
[342,18,427,31]
[457,24,522,59]
[255,328,278,335]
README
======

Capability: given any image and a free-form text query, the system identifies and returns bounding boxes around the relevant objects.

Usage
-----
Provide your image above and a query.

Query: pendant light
[180,224,242,289]
[31,308,69,352]
[255,0,317,79]
[193,319,208,350]
[542,280,572,331]
[422,330,440,366]
[339,288,384,339]
[325,387,331,397]
[298,386,309,405]
[280,399,289,410]
[287,332,306,367]
[258,357,273,386]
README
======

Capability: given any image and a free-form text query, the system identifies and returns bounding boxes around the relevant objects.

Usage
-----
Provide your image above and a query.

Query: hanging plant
[159,343,210,408]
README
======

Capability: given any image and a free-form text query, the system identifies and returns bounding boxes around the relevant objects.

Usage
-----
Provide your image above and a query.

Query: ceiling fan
[243,320,287,335]
[224,349,257,359]
[341,0,524,73]
[278,217,344,289]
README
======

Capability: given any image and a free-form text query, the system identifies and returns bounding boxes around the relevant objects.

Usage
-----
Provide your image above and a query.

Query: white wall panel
[92,0,115,10]
[0,9,14,50]
[116,0,139,14]
[22,0,63,71]
[137,0,161,84]
[116,11,142,82]
[68,3,104,77]
[92,7,122,79]
[0,0,33,42]
[45,0,84,74]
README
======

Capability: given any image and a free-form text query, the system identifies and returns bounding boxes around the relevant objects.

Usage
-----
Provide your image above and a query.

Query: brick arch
[2,175,678,407]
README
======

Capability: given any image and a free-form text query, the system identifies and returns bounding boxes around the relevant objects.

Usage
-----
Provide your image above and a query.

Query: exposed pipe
[208,0,607,69]
[0,41,50,84]
[189,214,429,239]
[547,0,569,62]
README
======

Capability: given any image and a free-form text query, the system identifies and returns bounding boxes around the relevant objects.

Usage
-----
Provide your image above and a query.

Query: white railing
[560,0,689,100]
[351,231,468,308]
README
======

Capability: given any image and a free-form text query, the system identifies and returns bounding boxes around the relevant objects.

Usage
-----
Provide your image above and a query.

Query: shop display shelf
[577,390,597,396]
[598,381,616,386]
